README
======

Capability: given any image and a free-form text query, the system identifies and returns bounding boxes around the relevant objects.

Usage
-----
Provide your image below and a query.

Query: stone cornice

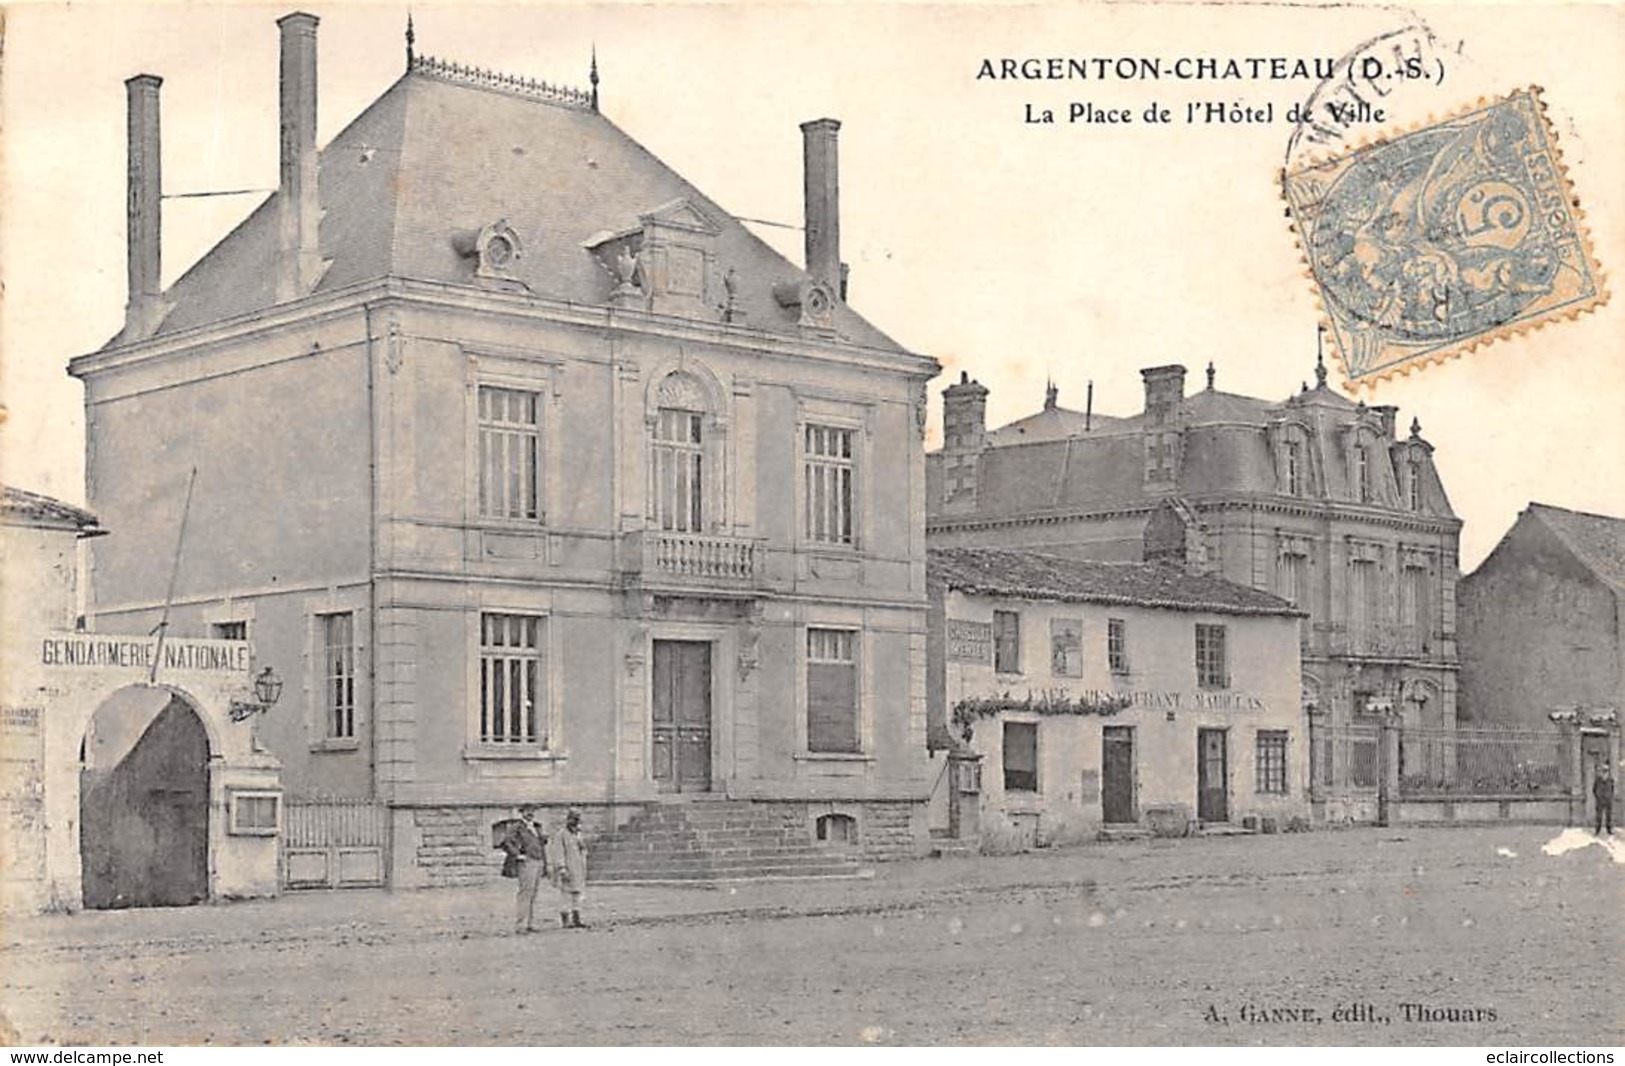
[929,493,1461,537]
[70,277,940,384]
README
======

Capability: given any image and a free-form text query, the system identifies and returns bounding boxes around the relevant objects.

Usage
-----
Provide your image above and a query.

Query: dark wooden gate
[1197,728,1229,823]
[80,698,209,909]
[1101,726,1136,823]
[652,640,712,792]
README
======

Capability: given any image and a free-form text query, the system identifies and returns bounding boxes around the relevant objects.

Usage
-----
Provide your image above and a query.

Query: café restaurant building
[927,541,1308,846]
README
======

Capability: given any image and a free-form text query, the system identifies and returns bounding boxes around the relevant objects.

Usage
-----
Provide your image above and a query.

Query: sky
[2,1,1622,571]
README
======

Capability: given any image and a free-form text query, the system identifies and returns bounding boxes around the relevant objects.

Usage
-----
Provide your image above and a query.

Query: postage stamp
[1283,88,1606,384]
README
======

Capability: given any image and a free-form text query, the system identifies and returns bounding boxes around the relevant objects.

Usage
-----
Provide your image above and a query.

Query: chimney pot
[800,118,841,294]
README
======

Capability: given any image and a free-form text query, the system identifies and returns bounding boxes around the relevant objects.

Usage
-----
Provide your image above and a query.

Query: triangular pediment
[639,198,721,236]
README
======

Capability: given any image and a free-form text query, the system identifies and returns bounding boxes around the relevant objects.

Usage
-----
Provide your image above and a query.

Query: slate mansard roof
[126,62,907,353]
[928,547,1303,618]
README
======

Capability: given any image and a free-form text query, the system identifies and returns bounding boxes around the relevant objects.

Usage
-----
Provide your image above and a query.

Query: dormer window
[1355,445,1371,503]
[1285,440,1303,497]
[1407,460,1422,511]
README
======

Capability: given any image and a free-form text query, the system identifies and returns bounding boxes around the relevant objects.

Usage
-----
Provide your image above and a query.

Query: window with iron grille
[1195,623,1228,690]
[993,610,1021,674]
[807,628,858,754]
[1107,618,1128,675]
[803,424,855,546]
[651,408,704,532]
[480,613,544,746]
[1003,721,1038,792]
[478,386,541,521]
[1256,730,1289,794]
[320,612,355,740]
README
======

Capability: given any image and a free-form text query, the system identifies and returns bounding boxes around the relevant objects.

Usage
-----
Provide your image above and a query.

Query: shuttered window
[807,628,858,754]
[1003,721,1038,792]
[993,610,1021,674]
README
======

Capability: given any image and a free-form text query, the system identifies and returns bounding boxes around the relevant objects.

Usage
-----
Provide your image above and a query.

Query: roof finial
[1044,376,1057,411]
[405,12,416,70]
[589,43,600,111]
[1409,416,1422,439]
[1205,361,1215,391]
[1314,326,1328,389]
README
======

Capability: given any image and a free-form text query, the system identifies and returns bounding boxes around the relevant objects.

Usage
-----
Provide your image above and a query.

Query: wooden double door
[651,640,713,793]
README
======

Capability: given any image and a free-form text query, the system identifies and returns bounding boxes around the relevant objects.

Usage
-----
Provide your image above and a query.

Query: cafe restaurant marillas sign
[40,635,250,674]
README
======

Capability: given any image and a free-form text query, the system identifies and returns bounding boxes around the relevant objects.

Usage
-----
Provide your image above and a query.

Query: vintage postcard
[1,0,1621,1050]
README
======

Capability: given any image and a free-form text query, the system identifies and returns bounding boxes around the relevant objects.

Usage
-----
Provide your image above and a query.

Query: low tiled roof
[2,486,102,532]
[1530,503,1625,591]
[928,546,1302,617]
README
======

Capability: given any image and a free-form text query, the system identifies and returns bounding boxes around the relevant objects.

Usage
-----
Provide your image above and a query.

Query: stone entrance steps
[589,800,868,884]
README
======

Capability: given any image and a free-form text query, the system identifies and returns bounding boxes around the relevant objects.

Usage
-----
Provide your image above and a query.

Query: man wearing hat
[553,808,590,929]
[498,803,550,934]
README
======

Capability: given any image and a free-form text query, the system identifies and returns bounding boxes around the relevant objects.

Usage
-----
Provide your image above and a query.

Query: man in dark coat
[1594,764,1616,836]
[499,804,549,933]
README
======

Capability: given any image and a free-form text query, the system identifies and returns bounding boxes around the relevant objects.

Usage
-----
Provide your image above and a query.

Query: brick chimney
[1371,404,1399,439]
[800,118,841,295]
[1140,365,1187,493]
[277,12,322,302]
[122,74,165,341]
[941,372,989,509]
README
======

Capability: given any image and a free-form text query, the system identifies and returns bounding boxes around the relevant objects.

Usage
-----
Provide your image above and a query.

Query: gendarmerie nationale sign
[40,634,250,674]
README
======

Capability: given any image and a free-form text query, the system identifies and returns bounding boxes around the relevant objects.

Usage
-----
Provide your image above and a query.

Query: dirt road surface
[3,825,1620,1045]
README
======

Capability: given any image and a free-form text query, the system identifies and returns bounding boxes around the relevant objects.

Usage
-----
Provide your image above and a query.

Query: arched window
[815,812,857,845]
[648,371,712,532]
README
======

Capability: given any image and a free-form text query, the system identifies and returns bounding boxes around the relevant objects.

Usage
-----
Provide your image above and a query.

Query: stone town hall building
[926,361,1462,815]
[70,14,939,888]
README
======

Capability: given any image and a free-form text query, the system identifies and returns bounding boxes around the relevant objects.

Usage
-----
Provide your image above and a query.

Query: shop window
[1003,721,1038,792]
[1256,731,1289,794]
[807,628,859,754]
[993,610,1021,674]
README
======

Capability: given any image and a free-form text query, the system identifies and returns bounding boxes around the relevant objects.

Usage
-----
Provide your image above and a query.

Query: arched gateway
[79,688,211,908]
[2,632,282,914]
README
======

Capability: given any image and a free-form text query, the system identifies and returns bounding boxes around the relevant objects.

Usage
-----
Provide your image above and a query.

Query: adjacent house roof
[2,486,104,534]
[928,547,1302,617]
[132,63,907,352]
[1526,503,1625,591]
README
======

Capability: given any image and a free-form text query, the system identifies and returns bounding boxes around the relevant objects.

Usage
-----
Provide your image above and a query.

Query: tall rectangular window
[1107,618,1129,675]
[993,610,1021,674]
[1195,623,1228,690]
[803,424,855,546]
[478,386,541,521]
[1407,461,1422,511]
[1284,440,1303,496]
[320,612,355,740]
[807,628,858,754]
[1355,445,1371,503]
[1350,558,1380,652]
[651,409,704,532]
[1278,552,1309,609]
[1003,721,1038,792]
[1256,730,1289,794]
[1401,565,1431,653]
[480,613,543,746]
